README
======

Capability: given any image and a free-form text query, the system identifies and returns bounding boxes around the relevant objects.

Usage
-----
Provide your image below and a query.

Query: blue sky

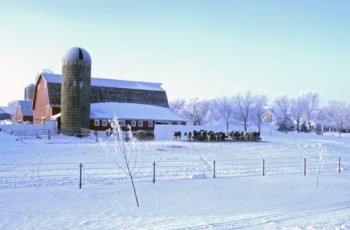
[0,0,349,106]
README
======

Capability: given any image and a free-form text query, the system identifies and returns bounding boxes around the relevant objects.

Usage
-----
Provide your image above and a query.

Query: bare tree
[182,98,210,125]
[272,95,292,128]
[232,90,256,131]
[211,96,234,131]
[290,96,306,132]
[251,94,268,133]
[325,100,350,137]
[303,91,320,130]
[169,98,185,114]
[100,116,140,207]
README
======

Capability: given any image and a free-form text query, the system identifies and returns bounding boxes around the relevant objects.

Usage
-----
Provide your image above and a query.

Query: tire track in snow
[175,203,350,230]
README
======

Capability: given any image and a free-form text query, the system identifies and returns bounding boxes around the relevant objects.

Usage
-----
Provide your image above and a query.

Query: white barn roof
[18,100,33,116]
[91,102,186,122]
[40,73,164,91]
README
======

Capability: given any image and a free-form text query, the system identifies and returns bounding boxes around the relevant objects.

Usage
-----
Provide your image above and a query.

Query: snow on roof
[41,73,61,84]
[91,102,186,122]
[18,100,33,116]
[91,78,163,91]
[0,109,8,115]
[41,73,164,91]
[0,107,12,115]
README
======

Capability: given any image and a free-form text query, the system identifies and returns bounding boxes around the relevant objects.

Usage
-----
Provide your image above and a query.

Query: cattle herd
[172,130,261,142]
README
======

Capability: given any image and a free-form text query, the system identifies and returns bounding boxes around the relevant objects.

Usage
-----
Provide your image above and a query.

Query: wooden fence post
[262,159,265,176]
[213,160,216,178]
[79,163,83,189]
[152,161,156,183]
[304,158,306,176]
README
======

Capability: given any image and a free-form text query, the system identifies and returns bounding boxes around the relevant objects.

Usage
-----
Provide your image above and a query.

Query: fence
[2,128,59,140]
[1,156,349,189]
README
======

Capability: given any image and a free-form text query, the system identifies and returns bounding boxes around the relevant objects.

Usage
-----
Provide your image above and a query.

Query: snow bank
[190,173,207,179]
[0,130,21,142]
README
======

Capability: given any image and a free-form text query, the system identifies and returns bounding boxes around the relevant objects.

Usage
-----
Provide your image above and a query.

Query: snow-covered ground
[1,128,350,229]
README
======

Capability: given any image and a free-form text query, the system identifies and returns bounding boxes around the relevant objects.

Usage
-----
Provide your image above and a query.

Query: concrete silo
[24,83,35,101]
[61,47,91,136]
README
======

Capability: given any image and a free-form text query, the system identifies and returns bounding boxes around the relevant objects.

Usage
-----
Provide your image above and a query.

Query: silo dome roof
[62,47,91,63]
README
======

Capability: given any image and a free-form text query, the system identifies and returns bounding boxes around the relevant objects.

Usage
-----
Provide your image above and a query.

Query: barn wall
[12,106,24,122]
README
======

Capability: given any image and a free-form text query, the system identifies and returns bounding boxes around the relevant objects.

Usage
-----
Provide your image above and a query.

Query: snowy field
[1,128,350,229]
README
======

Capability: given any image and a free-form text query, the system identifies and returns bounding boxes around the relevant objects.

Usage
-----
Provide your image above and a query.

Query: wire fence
[1,127,108,142]
[1,156,349,189]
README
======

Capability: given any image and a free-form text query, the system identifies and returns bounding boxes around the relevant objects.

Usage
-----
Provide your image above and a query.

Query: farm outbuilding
[90,102,186,131]
[12,100,33,123]
[0,108,11,121]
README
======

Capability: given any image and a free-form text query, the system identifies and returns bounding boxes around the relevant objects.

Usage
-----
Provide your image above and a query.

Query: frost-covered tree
[272,95,293,130]
[232,90,257,131]
[251,94,268,133]
[169,98,185,115]
[100,116,140,207]
[324,100,350,137]
[182,98,210,125]
[211,96,234,131]
[290,96,306,132]
[303,91,320,130]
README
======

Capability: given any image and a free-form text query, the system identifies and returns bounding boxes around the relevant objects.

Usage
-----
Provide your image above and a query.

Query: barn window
[138,121,143,127]
[119,120,125,126]
[102,120,107,126]
[131,121,136,127]
[148,121,153,127]
[177,122,182,125]
[94,119,100,126]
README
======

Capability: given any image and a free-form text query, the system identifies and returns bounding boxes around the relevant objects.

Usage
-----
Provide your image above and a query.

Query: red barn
[32,73,186,132]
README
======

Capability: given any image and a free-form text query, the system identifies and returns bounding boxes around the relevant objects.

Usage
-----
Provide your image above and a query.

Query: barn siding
[12,107,24,122]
